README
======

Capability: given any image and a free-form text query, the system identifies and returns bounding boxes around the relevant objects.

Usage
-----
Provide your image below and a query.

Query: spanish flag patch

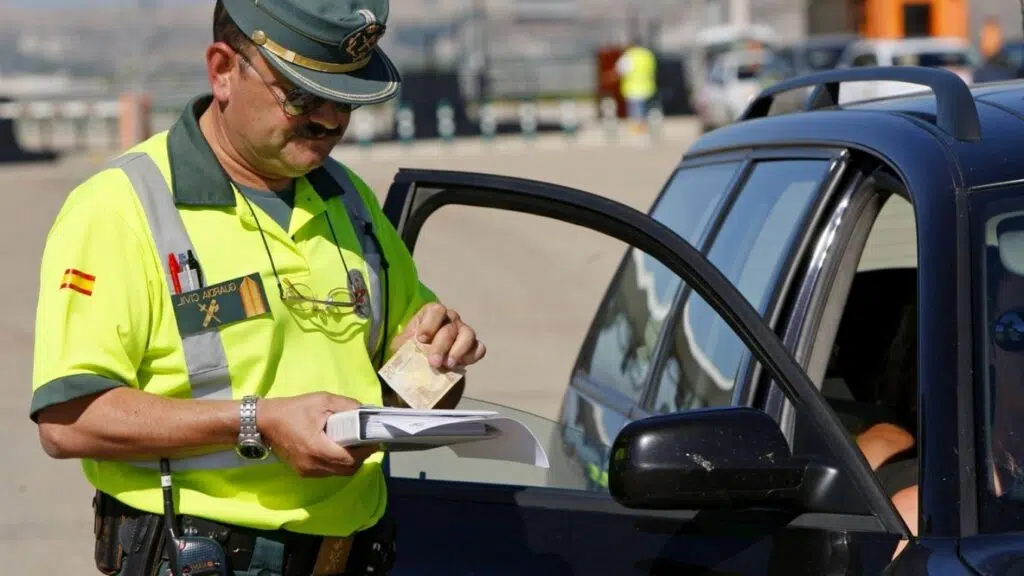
[60,268,95,296]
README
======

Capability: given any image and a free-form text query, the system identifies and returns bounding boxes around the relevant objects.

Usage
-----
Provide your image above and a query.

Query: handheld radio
[159,459,229,576]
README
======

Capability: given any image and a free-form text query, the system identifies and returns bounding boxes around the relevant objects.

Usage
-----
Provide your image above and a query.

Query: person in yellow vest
[615,41,658,132]
[29,1,486,574]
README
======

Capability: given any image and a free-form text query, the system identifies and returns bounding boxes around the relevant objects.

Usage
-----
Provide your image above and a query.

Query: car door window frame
[567,154,752,421]
[637,146,853,418]
[381,168,911,538]
[761,159,911,439]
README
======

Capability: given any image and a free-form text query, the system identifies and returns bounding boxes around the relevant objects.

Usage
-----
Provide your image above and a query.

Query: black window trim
[740,151,853,410]
[762,157,895,436]
[638,145,850,415]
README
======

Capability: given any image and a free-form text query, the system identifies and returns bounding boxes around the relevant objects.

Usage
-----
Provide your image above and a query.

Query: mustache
[292,123,342,140]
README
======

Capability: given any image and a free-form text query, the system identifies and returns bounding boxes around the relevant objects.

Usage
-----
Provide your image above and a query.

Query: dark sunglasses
[235,49,359,117]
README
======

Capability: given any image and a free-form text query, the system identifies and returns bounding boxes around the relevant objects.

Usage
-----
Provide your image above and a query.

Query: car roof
[685,76,1024,193]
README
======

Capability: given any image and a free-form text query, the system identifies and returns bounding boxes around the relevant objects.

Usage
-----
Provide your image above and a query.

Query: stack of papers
[325,407,549,468]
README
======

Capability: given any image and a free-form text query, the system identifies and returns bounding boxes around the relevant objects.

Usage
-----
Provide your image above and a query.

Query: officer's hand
[257,393,378,478]
[393,302,486,370]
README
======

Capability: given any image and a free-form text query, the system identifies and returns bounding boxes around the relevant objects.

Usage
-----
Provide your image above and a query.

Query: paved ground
[0,118,701,574]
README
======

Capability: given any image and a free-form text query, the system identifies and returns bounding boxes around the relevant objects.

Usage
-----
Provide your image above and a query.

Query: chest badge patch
[174,273,270,336]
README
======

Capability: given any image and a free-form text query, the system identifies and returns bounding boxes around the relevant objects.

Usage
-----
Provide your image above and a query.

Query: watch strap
[239,395,262,443]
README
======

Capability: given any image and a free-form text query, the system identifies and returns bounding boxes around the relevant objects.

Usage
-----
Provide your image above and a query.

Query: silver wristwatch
[235,395,270,460]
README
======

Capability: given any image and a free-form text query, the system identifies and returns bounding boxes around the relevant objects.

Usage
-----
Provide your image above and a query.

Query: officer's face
[215,44,352,177]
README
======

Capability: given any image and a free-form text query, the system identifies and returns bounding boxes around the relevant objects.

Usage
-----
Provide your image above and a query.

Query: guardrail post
[518,100,538,141]
[395,103,415,145]
[354,108,375,149]
[646,101,664,144]
[478,101,497,142]
[63,101,90,151]
[560,99,579,140]
[437,99,455,144]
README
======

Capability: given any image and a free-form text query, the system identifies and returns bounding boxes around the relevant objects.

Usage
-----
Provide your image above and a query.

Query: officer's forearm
[36,385,240,461]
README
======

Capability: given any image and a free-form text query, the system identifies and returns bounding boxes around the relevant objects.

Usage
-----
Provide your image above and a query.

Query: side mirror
[608,407,840,511]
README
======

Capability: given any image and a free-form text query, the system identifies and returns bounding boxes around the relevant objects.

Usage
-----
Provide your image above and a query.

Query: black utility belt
[92,491,386,576]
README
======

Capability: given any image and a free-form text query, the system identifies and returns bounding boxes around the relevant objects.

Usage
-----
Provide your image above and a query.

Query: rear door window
[648,159,832,413]
[573,161,740,406]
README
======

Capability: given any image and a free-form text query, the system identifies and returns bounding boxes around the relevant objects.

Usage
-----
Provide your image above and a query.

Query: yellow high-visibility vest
[620,46,657,100]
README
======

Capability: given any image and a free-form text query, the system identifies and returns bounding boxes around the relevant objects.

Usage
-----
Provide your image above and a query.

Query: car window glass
[894,50,972,68]
[1007,44,1024,68]
[650,159,830,414]
[971,187,1024,531]
[576,162,740,406]
[851,53,878,67]
[737,63,761,80]
[807,46,846,70]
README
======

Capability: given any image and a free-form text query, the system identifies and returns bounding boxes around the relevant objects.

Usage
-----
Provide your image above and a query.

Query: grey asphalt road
[0,119,700,574]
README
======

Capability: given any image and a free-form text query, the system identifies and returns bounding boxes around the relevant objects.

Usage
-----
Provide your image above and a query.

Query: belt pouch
[118,514,166,576]
[93,491,126,575]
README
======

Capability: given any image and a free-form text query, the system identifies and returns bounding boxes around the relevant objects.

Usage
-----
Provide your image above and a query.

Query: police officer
[29,1,485,574]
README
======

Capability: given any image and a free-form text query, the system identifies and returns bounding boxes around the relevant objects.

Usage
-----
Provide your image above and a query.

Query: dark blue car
[376,66,1024,574]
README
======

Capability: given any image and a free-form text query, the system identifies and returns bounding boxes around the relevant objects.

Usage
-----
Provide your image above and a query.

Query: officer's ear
[206,41,239,103]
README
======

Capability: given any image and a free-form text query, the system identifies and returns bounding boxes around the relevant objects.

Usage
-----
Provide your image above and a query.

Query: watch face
[236,440,268,460]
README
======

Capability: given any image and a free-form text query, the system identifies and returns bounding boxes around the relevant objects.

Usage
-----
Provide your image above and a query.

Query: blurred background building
[1,0,1023,147]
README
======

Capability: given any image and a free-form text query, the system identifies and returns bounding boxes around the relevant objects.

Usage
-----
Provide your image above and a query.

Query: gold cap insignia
[343,23,385,62]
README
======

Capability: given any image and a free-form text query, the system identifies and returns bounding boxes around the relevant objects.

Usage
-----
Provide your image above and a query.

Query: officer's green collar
[166,94,238,206]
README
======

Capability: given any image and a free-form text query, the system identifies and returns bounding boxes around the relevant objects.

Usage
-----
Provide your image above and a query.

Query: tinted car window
[894,50,973,68]
[851,53,878,67]
[970,186,1024,531]
[575,162,740,405]
[649,160,830,413]
[805,45,847,70]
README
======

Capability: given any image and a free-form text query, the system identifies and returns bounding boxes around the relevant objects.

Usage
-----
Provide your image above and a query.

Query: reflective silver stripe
[111,153,235,402]
[111,152,280,471]
[322,160,384,361]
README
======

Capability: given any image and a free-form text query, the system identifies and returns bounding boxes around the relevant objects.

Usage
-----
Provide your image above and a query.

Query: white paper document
[325,407,549,468]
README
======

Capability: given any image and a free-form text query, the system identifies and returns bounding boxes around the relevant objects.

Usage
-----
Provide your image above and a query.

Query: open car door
[377,168,910,575]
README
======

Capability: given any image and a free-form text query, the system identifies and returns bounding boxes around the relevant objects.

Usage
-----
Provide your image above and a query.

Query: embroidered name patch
[174,273,270,336]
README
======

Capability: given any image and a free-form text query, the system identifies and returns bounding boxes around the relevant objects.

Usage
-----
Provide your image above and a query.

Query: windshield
[804,45,846,70]
[970,185,1024,531]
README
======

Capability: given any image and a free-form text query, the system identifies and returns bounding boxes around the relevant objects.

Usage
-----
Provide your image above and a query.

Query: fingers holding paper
[399,302,486,370]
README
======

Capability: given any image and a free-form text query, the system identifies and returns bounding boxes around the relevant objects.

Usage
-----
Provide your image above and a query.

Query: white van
[834,37,978,105]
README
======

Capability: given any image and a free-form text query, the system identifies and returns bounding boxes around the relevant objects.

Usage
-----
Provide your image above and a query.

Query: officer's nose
[307,100,349,131]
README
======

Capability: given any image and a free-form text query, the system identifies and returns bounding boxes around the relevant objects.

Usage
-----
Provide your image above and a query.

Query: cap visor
[261,46,401,106]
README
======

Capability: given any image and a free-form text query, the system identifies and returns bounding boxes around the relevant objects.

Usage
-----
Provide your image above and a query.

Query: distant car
[694,48,796,132]
[835,36,978,103]
[777,33,860,75]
